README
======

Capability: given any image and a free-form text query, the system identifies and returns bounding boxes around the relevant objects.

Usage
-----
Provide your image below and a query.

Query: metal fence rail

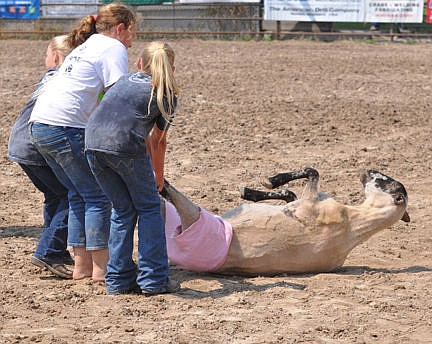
[2,2,432,40]
[3,29,432,40]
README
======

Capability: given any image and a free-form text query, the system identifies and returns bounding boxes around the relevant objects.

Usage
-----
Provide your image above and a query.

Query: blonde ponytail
[140,41,179,123]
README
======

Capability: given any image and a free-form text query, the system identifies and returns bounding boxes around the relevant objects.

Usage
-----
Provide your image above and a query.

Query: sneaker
[63,252,75,266]
[31,256,73,279]
[141,279,181,296]
[108,284,142,295]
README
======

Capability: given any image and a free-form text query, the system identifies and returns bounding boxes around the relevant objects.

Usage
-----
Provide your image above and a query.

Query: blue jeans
[30,123,111,250]
[19,163,70,264]
[86,150,169,294]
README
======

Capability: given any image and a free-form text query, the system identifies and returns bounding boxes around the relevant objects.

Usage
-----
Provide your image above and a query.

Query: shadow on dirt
[170,267,307,299]
[176,280,307,299]
[0,226,42,238]
[171,264,431,299]
[332,265,432,275]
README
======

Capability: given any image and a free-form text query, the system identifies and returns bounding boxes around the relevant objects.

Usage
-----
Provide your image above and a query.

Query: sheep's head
[360,170,410,223]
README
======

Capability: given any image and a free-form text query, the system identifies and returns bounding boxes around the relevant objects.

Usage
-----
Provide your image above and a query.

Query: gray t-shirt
[85,72,175,157]
[8,68,58,166]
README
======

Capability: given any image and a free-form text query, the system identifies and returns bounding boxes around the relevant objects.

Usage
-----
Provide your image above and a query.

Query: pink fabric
[164,202,233,272]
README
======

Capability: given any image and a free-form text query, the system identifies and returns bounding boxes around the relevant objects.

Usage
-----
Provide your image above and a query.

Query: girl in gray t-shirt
[85,41,179,295]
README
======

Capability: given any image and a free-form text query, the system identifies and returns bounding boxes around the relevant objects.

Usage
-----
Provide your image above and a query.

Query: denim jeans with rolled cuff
[30,122,111,250]
[86,150,170,295]
[19,163,70,264]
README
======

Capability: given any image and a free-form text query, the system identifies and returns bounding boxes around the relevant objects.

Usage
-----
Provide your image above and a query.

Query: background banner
[41,0,97,18]
[179,0,260,3]
[264,0,424,23]
[366,0,423,23]
[0,0,40,19]
[426,0,432,23]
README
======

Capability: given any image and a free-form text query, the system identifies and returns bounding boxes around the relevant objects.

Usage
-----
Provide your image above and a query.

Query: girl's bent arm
[145,124,167,191]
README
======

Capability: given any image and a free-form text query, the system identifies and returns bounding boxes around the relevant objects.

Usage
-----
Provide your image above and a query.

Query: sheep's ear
[400,211,410,223]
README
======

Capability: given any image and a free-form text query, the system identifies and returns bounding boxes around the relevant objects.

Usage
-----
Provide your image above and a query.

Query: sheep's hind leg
[262,167,319,189]
[160,179,200,230]
[239,187,297,203]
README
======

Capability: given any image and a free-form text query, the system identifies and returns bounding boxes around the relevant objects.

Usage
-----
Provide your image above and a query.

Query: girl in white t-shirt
[29,4,136,283]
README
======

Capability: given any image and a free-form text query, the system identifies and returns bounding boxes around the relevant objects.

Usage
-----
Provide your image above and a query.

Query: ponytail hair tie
[92,15,97,22]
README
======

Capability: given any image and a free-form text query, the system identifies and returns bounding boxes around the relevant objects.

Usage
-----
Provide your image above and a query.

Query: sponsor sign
[41,0,98,18]
[0,0,40,19]
[179,0,260,3]
[264,0,424,23]
[425,0,432,23]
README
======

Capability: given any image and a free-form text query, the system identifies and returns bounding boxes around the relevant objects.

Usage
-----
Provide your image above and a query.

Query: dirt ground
[0,38,431,343]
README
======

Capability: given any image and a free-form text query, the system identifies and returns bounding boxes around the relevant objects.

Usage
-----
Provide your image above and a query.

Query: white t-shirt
[30,34,128,128]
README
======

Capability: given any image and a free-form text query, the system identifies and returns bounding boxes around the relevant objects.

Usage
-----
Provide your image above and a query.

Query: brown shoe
[31,256,73,279]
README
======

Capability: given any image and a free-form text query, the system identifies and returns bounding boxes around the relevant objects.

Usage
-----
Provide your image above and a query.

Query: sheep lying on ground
[161,168,409,275]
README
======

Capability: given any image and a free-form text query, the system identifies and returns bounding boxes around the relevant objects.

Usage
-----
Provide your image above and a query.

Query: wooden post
[276,20,281,40]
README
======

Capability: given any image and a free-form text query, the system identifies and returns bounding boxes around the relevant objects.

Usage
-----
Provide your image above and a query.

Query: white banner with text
[264,0,424,23]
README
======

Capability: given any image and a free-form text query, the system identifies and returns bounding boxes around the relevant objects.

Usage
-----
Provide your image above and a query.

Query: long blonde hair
[139,41,179,121]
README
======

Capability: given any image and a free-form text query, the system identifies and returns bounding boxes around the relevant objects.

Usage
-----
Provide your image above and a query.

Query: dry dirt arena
[0,39,431,343]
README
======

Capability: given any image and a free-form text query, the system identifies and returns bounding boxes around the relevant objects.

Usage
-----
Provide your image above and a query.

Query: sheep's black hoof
[261,178,274,189]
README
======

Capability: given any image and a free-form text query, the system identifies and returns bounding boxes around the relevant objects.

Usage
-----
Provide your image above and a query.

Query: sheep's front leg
[239,187,297,203]
[262,167,319,189]
[262,167,320,201]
